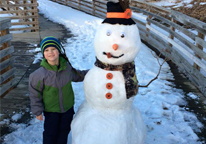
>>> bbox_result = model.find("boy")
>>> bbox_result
[29,36,87,144]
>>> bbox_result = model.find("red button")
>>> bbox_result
[105,93,112,99]
[106,83,113,89]
[106,73,113,79]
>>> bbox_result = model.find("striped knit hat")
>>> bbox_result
[40,36,63,56]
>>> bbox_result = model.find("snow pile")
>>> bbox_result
[11,114,22,122]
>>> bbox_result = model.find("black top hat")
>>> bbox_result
[102,2,136,25]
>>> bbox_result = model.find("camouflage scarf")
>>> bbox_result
[94,58,138,99]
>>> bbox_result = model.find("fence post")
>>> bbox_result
[6,0,10,11]
[168,18,175,53]
[194,32,205,71]
[78,0,81,10]
[23,0,28,23]
[31,0,39,32]
[92,0,95,16]
[15,0,18,16]
[146,8,152,42]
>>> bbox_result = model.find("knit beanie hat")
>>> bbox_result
[40,36,63,56]
[102,1,135,25]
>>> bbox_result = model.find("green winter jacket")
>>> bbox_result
[29,56,87,116]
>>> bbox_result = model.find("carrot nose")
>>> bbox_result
[112,44,118,50]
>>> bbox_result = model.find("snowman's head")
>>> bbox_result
[94,23,141,65]
[94,2,141,65]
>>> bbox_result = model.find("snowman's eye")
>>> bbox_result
[121,32,125,38]
[106,30,111,36]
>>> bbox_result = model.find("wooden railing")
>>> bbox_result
[130,1,206,96]
[52,0,206,96]
[0,17,16,97]
[0,0,39,33]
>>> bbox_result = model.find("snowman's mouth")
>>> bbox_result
[103,52,124,59]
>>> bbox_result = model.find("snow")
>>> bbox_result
[200,2,206,5]
[1,0,204,144]
[11,114,22,122]
[151,0,193,8]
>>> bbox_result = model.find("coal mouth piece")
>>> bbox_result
[103,52,124,58]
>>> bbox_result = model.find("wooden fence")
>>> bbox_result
[52,0,206,96]
[0,17,16,97]
[0,0,39,33]
[130,1,206,96]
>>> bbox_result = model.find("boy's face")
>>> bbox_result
[44,47,59,65]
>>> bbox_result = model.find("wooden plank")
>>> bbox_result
[81,0,92,5]
[55,0,66,5]
[68,0,78,4]
[1,0,32,2]
[0,46,14,59]
[0,3,38,7]
[94,0,107,5]
[0,9,38,14]
[0,17,11,31]
[66,1,78,9]
[135,22,147,33]
[95,4,106,11]
[0,17,11,23]
[0,33,13,45]
[11,21,39,25]
[0,67,16,84]
[0,78,17,96]
[130,6,197,40]
[133,18,146,27]
[4,14,38,19]
[94,7,106,15]
[146,24,206,72]
[171,11,206,35]
[148,30,171,51]
[79,6,93,15]
[147,19,206,61]
[94,13,105,19]
[10,26,39,31]
[79,2,93,10]
[0,58,14,71]
[195,37,206,48]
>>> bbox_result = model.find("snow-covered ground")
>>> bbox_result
[1,0,205,144]
[149,0,193,8]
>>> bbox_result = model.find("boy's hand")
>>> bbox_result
[36,114,43,121]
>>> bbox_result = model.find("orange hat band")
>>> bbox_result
[107,9,132,19]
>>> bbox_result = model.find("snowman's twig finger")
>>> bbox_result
[139,62,162,87]
[139,53,169,87]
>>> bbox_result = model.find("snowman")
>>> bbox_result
[71,1,146,144]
